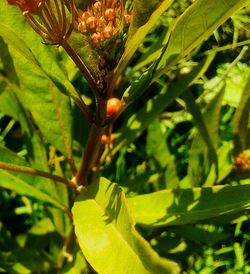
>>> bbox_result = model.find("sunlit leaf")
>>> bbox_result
[0,2,74,157]
[73,177,180,274]
[128,184,250,227]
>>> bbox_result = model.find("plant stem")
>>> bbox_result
[76,96,107,185]
[75,123,105,185]
[0,162,78,189]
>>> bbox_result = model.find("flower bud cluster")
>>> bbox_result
[78,0,131,44]
[235,150,250,172]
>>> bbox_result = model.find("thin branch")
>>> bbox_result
[62,41,101,96]
[0,162,78,189]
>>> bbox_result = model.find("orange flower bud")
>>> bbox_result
[93,1,102,12]
[78,21,87,33]
[101,134,109,144]
[91,32,101,43]
[86,16,96,29]
[81,11,91,21]
[101,134,116,144]
[124,14,131,24]
[103,25,113,38]
[106,98,121,118]
[105,8,115,21]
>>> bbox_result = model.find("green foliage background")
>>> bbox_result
[0,0,250,273]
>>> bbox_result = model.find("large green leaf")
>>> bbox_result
[72,177,180,274]
[156,0,250,74]
[0,77,69,214]
[0,147,66,210]
[128,184,250,227]
[0,76,70,210]
[0,2,74,157]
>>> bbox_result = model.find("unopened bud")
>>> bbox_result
[78,21,87,33]
[91,32,101,43]
[103,25,113,38]
[106,98,121,118]
[101,134,109,144]
[105,8,115,21]
[93,1,102,12]
[86,16,96,29]
[101,134,116,144]
[81,11,91,21]
[124,14,131,24]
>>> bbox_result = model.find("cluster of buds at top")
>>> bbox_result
[77,0,131,44]
[235,150,250,172]
[7,0,74,45]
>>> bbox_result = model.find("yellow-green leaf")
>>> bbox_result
[72,177,180,274]
[128,184,250,227]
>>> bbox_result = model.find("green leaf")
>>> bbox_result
[72,177,180,274]
[113,0,173,81]
[0,3,74,157]
[157,0,250,74]
[184,86,225,186]
[233,75,250,154]
[0,75,49,168]
[0,75,69,208]
[146,119,179,189]
[0,41,70,206]
[0,248,50,274]
[171,225,230,245]
[219,63,250,108]
[112,55,214,156]
[128,184,250,227]
[122,65,153,105]
[62,247,89,274]
[67,32,101,85]
[217,142,233,182]
[128,0,159,35]
[0,146,66,210]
